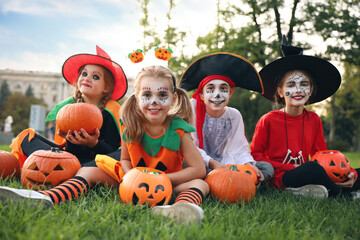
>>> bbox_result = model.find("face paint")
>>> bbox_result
[203,80,230,106]
[282,72,311,106]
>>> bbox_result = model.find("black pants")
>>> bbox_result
[282,161,360,197]
[21,133,120,167]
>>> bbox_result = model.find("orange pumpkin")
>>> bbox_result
[226,164,259,185]
[0,150,20,179]
[56,102,103,134]
[311,150,351,183]
[128,49,144,63]
[154,46,172,61]
[119,167,172,207]
[21,147,81,190]
[205,165,256,203]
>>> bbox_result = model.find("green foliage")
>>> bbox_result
[0,81,11,110]
[1,93,47,136]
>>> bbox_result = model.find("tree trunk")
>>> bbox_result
[329,94,336,142]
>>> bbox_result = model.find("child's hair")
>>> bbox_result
[73,64,115,111]
[121,65,193,143]
[274,69,315,105]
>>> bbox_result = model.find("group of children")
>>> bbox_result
[0,37,359,224]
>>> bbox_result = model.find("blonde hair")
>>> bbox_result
[274,69,315,105]
[121,65,193,143]
[73,64,115,111]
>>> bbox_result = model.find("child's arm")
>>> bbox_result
[119,135,133,174]
[167,133,206,186]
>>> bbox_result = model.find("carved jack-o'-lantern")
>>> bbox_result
[154,46,172,61]
[21,148,81,190]
[205,165,256,203]
[311,150,351,183]
[226,164,259,185]
[56,101,103,134]
[128,49,144,63]
[0,150,20,179]
[119,167,172,207]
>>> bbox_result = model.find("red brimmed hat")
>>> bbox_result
[62,45,128,100]
[179,52,263,149]
[259,36,341,104]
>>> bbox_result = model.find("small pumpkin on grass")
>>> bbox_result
[119,167,172,207]
[206,165,256,203]
[21,147,81,190]
[56,100,103,134]
[0,150,20,179]
[311,150,351,183]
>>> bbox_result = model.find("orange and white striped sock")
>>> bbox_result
[174,188,204,206]
[39,176,89,204]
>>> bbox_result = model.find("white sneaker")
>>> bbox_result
[0,186,54,208]
[286,184,328,199]
[351,191,360,200]
[151,202,204,224]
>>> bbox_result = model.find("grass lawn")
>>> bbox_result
[0,147,359,240]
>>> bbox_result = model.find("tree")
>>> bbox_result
[25,85,34,97]
[1,93,46,136]
[0,80,11,110]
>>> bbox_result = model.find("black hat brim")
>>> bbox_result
[179,52,263,93]
[259,55,341,104]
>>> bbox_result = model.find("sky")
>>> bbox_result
[0,0,226,78]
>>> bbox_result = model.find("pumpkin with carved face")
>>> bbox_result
[21,148,81,190]
[154,46,172,61]
[119,167,172,207]
[128,49,144,63]
[311,150,351,183]
[226,164,259,185]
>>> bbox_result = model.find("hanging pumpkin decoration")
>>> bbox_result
[0,150,20,179]
[21,147,81,190]
[311,150,351,183]
[128,49,144,63]
[119,167,172,207]
[154,46,173,61]
[56,101,103,134]
[226,164,259,185]
[205,165,256,203]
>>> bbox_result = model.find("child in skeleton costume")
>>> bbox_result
[251,36,360,198]
[179,53,274,184]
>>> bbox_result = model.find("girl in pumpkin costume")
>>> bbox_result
[179,53,274,184]
[251,36,360,198]
[0,46,128,207]
[120,65,208,224]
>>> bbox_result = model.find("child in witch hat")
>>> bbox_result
[251,36,360,198]
[179,53,274,184]
[0,45,128,206]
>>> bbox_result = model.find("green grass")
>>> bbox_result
[0,147,360,240]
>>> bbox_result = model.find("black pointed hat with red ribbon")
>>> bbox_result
[259,36,341,104]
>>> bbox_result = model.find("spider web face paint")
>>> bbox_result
[282,72,311,106]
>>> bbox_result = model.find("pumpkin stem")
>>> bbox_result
[51,147,61,153]
[229,165,239,172]
[77,99,83,103]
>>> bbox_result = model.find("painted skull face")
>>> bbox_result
[202,80,231,113]
[281,72,312,106]
[138,77,174,122]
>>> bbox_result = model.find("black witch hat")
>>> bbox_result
[259,35,341,104]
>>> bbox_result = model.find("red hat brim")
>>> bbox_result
[62,53,128,100]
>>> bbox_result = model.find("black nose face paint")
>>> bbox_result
[215,94,221,98]
[152,101,157,105]
[285,92,290,96]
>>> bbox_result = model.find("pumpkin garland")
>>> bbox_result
[128,49,144,63]
[311,150,351,183]
[21,147,81,190]
[119,167,172,207]
[205,165,256,203]
[154,46,172,61]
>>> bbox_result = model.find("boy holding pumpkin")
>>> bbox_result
[179,53,274,185]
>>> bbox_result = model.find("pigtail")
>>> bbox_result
[167,88,193,126]
[73,88,84,102]
[120,94,148,143]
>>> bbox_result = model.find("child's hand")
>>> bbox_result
[246,163,265,184]
[66,128,100,148]
[209,159,227,169]
[335,172,355,188]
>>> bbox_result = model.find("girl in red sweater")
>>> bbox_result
[251,36,360,198]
